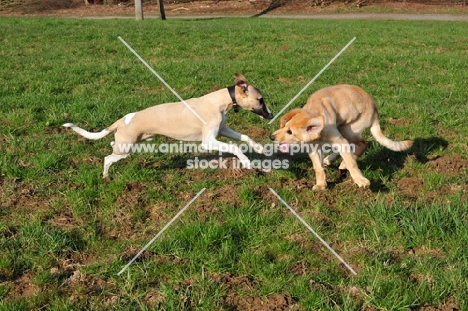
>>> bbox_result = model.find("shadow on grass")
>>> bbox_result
[363,136,448,192]
[270,136,449,192]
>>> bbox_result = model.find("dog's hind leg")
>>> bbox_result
[323,152,340,166]
[103,153,129,178]
[338,139,366,170]
[336,124,367,170]
[141,134,154,141]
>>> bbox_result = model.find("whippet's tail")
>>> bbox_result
[370,112,413,151]
[63,119,122,140]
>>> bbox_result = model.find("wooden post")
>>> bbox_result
[135,0,144,20]
[156,0,166,20]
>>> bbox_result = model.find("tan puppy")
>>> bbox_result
[270,84,413,190]
[63,73,273,177]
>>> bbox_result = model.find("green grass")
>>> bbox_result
[1,16,468,310]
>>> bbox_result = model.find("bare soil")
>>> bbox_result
[1,0,468,18]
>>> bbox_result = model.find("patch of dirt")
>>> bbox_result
[425,183,465,201]
[66,270,116,304]
[223,293,298,311]
[427,154,468,174]
[173,272,298,310]
[397,177,424,198]
[215,272,298,311]
[115,181,149,208]
[387,117,420,127]
[210,272,256,291]
[0,179,53,225]
[287,260,314,276]
[144,291,167,308]
[407,245,445,259]
[10,272,40,299]
[412,297,460,311]
[50,208,82,230]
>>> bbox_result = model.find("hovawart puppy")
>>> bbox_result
[63,73,273,177]
[270,84,413,190]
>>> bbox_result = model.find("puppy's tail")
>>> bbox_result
[370,113,413,151]
[63,119,121,140]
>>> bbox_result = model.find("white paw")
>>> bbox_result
[313,183,327,191]
[252,143,264,154]
[354,177,370,188]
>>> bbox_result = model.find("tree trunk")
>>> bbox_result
[157,0,166,20]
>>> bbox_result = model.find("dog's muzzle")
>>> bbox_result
[253,99,274,120]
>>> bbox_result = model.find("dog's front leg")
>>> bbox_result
[309,151,327,190]
[201,138,252,169]
[218,126,264,154]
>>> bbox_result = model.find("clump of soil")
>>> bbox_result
[223,293,297,311]
[427,154,468,174]
[174,272,298,310]
[397,177,424,198]
[413,296,460,311]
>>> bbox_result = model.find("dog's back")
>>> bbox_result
[303,84,376,128]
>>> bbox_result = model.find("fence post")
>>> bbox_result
[135,0,143,20]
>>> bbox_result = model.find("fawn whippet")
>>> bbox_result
[64,73,273,177]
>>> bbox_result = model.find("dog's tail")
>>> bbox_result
[63,119,122,140]
[370,112,413,151]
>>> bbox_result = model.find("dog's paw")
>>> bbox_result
[240,159,252,169]
[323,157,332,167]
[251,143,264,154]
[354,177,370,188]
[313,184,327,191]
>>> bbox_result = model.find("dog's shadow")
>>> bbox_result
[277,136,448,192]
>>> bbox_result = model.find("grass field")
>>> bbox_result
[1,16,468,310]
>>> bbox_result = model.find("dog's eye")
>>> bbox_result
[286,129,292,135]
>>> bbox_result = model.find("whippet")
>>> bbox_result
[63,73,273,177]
[270,84,413,190]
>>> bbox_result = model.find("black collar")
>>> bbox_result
[227,85,239,113]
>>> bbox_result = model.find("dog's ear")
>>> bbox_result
[234,73,248,92]
[306,115,324,135]
[280,108,302,128]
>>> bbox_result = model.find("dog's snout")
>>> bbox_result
[265,112,274,120]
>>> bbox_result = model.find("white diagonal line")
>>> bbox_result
[268,37,356,125]
[117,188,206,276]
[268,188,357,276]
[118,36,207,125]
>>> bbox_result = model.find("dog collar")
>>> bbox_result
[227,85,239,113]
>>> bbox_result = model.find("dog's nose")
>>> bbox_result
[266,112,274,120]
[269,134,275,141]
